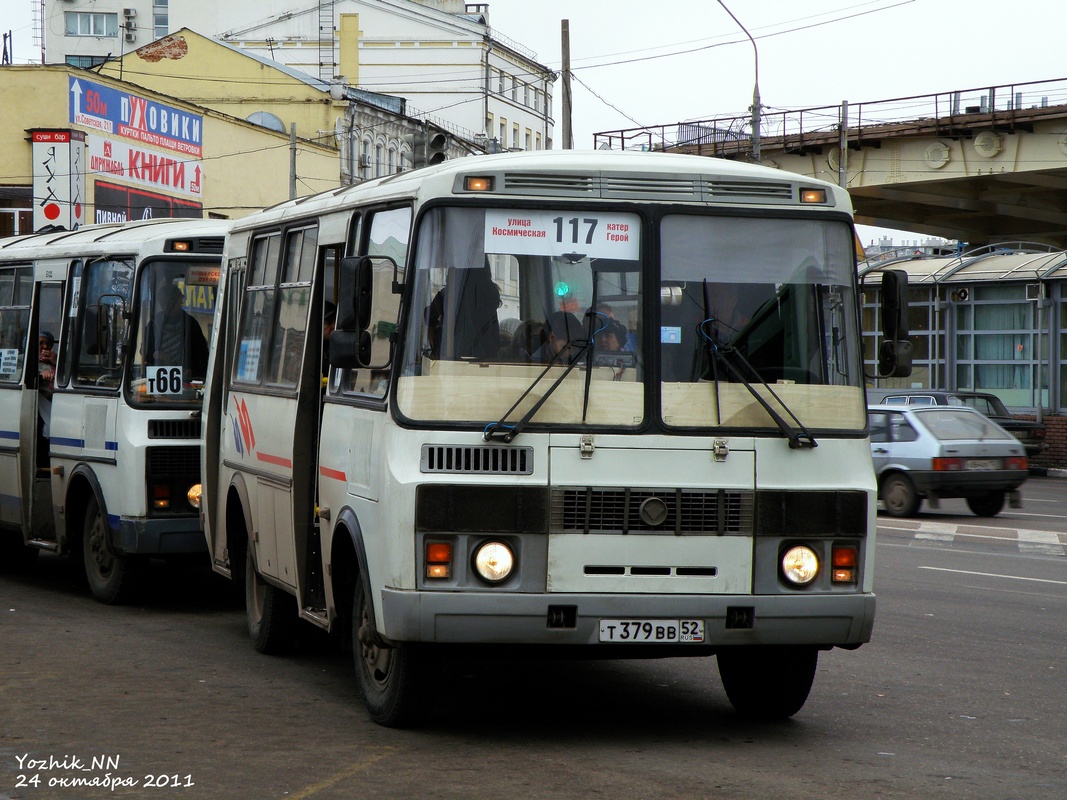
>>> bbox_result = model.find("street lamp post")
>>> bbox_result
[716,0,761,163]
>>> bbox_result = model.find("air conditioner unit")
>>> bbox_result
[359,154,372,167]
[1025,283,1044,301]
[123,7,137,16]
[125,31,136,42]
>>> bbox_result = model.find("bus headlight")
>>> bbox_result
[187,483,202,510]
[781,545,819,585]
[473,541,514,583]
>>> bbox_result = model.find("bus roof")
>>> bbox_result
[0,218,230,262]
[229,149,853,234]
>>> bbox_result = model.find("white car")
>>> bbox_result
[868,405,1028,517]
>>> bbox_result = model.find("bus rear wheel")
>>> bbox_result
[245,546,297,654]
[352,573,430,727]
[717,645,818,719]
[83,496,145,604]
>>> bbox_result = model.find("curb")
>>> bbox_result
[1030,467,1067,478]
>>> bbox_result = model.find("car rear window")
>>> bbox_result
[917,410,1012,441]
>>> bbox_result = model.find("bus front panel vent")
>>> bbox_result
[421,444,533,475]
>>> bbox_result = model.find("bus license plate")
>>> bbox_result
[599,619,705,643]
[965,458,1000,471]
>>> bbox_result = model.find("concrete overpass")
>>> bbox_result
[593,78,1067,248]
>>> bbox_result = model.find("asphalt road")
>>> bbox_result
[1,477,1064,800]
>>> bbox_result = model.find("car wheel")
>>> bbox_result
[245,546,297,654]
[880,473,920,517]
[966,491,1005,517]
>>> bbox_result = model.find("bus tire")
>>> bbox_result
[352,572,430,727]
[717,645,818,719]
[245,546,297,654]
[83,495,145,604]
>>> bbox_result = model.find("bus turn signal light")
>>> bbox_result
[831,544,857,583]
[426,541,452,579]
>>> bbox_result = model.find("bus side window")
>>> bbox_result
[341,206,410,399]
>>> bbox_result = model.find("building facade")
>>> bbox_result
[39,0,555,152]
[0,65,339,235]
[862,245,1067,468]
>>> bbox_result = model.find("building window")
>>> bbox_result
[153,0,170,39]
[499,120,507,149]
[511,76,518,102]
[497,70,505,94]
[957,283,1043,406]
[376,144,384,177]
[524,130,531,151]
[66,55,109,68]
[65,12,119,38]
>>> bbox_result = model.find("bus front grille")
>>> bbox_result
[146,445,200,478]
[552,487,754,535]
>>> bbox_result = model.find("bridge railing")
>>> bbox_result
[592,76,1067,155]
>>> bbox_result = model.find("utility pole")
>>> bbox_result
[289,123,297,199]
[838,100,848,188]
[561,20,573,149]
[716,1,760,163]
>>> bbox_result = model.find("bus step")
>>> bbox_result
[299,607,329,627]
[28,539,60,552]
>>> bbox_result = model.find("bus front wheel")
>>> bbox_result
[83,496,145,604]
[717,645,818,719]
[245,546,297,654]
[351,573,430,727]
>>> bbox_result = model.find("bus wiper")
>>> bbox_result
[483,334,592,443]
[698,282,816,449]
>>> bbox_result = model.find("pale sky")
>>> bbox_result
[6,0,1066,241]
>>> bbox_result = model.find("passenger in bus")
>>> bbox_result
[530,311,584,364]
[38,330,56,387]
[38,330,56,464]
[506,319,546,361]
[424,266,501,361]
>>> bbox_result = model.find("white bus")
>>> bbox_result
[0,218,226,603]
[200,150,910,726]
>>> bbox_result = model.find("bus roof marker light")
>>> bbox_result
[464,176,493,192]
[800,188,827,204]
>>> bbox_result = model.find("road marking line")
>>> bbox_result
[284,749,396,800]
[918,566,1067,585]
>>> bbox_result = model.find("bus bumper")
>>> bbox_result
[379,589,876,648]
[110,515,207,556]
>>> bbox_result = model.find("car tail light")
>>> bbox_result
[932,457,964,471]
[1005,456,1028,471]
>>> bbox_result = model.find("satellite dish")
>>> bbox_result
[246,111,286,133]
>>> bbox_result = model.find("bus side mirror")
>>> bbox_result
[877,270,912,378]
[327,329,372,369]
[881,270,908,340]
[338,256,373,332]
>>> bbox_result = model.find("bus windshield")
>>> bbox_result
[127,260,214,406]
[396,206,865,434]
[397,205,645,429]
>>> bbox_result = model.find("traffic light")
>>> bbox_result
[426,131,450,165]
[403,128,450,169]
[404,131,428,169]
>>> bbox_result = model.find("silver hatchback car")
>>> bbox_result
[868,405,1029,518]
